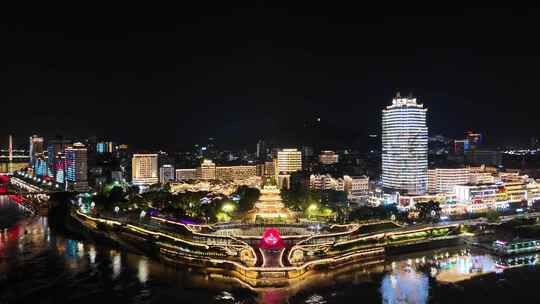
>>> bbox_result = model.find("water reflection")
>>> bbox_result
[111,250,122,279]
[2,201,540,304]
[381,266,428,304]
[138,258,149,284]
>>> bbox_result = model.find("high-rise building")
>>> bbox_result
[131,154,158,186]
[264,160,277,177]
[159,164,175,184]
[319,150,339,165]
[96,141,115,154]
[382,93,428,195]
[256,139,266,160]
[29,135,44,165]
[46,139,71,180]
[277,148,302,174]
[65,143,88,191]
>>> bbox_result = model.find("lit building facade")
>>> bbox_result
[216,165,257,180]
[453,180,540,213]
[199,159,216,180]
[309,174,345,191]
[277,148,302,174]
[65,143,88,191]
[264,160,277,177]
[382,93,428,194]
[96,141,115,154]
[131,154,158,186]
[427,167,470,194]
[344,175,370,199]
[29,135,44,165]
[175,169,198,180]
[159,164,175,184]
[176,161,258,181]
[46,139,71,180]
[319,150,339,165]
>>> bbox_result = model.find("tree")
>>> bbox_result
[416,201,442,222]
[108,186,125,203]
[321,190,347,204]
[486,210,500,223]
[235,186,260,211]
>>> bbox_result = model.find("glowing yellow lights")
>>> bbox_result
[221,203,235,213]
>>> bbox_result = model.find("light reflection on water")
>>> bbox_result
[0,202,538,304]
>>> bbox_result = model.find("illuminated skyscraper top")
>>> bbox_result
[382,93,428,195]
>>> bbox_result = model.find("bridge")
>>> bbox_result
[0,175,57,215]
[1,176,58,195]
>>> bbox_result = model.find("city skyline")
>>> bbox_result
[4,8,540,303]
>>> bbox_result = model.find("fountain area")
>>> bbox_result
[70,184,462,288]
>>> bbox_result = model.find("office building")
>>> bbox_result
[216,165,257,180]
[96,141,115,154]
[264,160,277,177]
[256,139,266,160]
[344,175,370,198]
[309,174,345,191]
[382,93,428,194]
[199,159,216,180]
[131,154,158,186]
[46,139,71,179]
[159,164,175,184]
[29,135,44,165]
[319,150,339,165]
[427,167,470,194]
[175,169,198,180]
[65,143,88,191]
[277,148,302,174]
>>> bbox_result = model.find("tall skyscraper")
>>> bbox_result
[29,135,44,165]
[131,154,159,186]
[382,93,428,195]
[256,139,266,160]
[46,139,71,180]
[277,148,302,174]
[65,143,88,191]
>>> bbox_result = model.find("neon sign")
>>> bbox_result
[260,228,284,250]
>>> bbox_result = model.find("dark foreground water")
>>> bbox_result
[2,197,540,304]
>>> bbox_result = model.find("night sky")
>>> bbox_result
[2,5,540,151]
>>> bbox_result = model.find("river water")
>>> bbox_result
[2,197,540,304]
